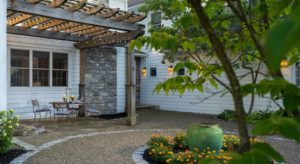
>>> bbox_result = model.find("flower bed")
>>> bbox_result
[144,132,261,164]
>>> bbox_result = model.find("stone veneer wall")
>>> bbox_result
[84,47,117,114]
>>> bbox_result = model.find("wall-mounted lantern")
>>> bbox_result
[142,67,147,77]
[280,59,289,77]
[280,59,288,68]
[168,65,174,75]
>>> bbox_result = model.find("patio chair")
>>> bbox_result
[32,100,51,121]
[52,103,72,119]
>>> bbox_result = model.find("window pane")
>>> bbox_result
[53,70,68,86]
[11,49,29,68]
[150,67,157,77]
[33,51,49,69]
[53,53,68,70]
[10,68,29,86]
[33,70,49,86]
[177,68,185,76]
[296,62,300,86]
[151,12,161,25]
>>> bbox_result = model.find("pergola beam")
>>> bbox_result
[74,30,143,49]
[8,0,141,31]
[7,26,89,42]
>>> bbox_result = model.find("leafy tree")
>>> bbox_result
[130,0,300,162]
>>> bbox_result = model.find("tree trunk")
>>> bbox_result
[188,0,251,152]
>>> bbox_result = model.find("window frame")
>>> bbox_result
[8,47,69,88]
[296,62,300,87]
[52,52,69,87]
[10,49,30,87]
[150,12,162,29]
[150,67,157,77]
[32,51,50,87]
[177,68,185,76]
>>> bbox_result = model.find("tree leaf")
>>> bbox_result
[252,143,284,162]
[278,118,300,143]
[265,17,300,73]
[252,119,274,135]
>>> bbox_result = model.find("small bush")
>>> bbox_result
[217,109,273,124]
[0,109,19,154]
[246,110,272,124]
[217,109,235,121]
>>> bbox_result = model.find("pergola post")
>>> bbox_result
[126,47,137,126]
[0,1,7,110]
[78,49,86,117]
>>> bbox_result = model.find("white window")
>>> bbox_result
[32,51,50,87]
[10,49,68,87]
[151,12,162,29]
[296,62,300,86]
[10,49,30,87]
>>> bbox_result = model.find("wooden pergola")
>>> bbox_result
[2,0,146,125]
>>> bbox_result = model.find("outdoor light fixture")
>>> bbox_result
[280,59,288,68]
[142,67,147,77]
[168,65,174,75]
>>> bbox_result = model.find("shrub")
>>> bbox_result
[246,110,272,124]
[218,109,273,124]
[0,109,19,154]
[217,109,235,121]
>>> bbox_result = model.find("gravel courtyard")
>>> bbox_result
[15,108,300,164]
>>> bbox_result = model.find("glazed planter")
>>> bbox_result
[187,124,224,153]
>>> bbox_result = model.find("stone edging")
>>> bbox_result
[132,145,149,164]
[10,128,181,164]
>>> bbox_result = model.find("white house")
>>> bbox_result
[128,0,300,114]
[1,0,145,122]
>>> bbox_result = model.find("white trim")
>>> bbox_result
[0,1,7,110]
[29,50,33,87]
[50,52,53,87]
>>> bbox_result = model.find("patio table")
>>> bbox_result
[49,102,85,117]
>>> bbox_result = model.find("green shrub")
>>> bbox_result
[218,109,273,124]
[0,109,19,154]
[217,109,235,121]
[246,110,272,124]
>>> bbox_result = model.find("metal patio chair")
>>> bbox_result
[52,102,73,119]
[32,100,51,121]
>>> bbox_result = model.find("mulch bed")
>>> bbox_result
[0,149,27,164]
[143,148,159,164]
[92,112,127,120]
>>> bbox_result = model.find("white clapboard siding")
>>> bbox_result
[7,34,80,118]
[140,53,292,114]
[116,47,126,113]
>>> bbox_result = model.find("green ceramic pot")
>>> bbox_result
[186,124,223,152]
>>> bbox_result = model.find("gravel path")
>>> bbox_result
[16,108,300,164]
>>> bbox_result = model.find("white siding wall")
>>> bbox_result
[109,0,126,10]
[116,47,126,113]
[7,34,80,118]
[140,53,294,114]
